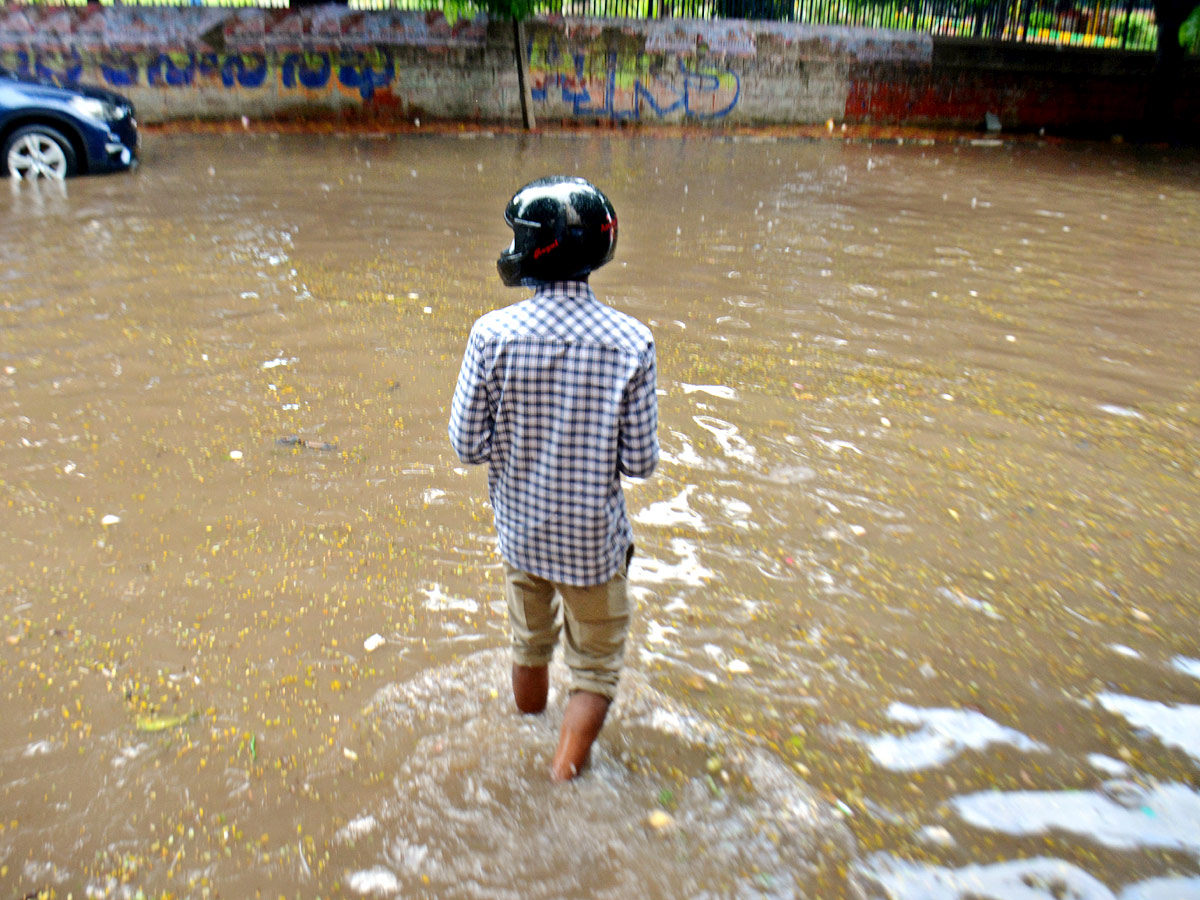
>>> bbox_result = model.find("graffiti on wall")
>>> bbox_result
[528,35,740,120]
[0,7,486,103]
[3,47,84,86]
[0,9,927,122]
[280,49,394,98]
[0,48,401,100]
[0,31,741,117]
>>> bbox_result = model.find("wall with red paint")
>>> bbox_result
[847,39,1199,137]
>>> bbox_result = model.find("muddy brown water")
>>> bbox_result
[2,132,1199,899]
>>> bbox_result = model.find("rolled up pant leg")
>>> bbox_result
[504,565,560,668]
[558,557,631,701]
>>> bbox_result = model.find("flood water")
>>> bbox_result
[2,132,1199,899]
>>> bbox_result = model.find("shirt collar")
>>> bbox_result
[532,280,596,306]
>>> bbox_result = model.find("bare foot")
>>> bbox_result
[512,663,548,714]
[551,691,610,781]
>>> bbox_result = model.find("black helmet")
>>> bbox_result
[497,176,618,287]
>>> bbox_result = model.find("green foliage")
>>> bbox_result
[1115,9,1159,48]
[1182,2,1200,52]
[473,0,538,20]
[439,0,478,24]
[714,0,791,20]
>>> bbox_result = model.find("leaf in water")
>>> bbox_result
[135,712,198,732]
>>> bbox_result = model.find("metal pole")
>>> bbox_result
[514,18,537,130]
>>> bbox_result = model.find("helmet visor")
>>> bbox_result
[497,241,525,287]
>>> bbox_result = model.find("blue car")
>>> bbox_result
[1,65,138,180]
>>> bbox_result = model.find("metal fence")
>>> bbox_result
[6,0,1163,52]
[535,0,1160,48]
[375,0,1160,50]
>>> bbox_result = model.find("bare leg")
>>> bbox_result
[512,663,548,714]
[550,690,610,781]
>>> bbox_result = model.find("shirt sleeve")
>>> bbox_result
[448,326,494,465]
[617,340,659,479]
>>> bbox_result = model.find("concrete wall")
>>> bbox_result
[850,39,1200,136]
[2,5,1197,136]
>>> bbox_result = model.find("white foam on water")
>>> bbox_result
[633,484,708,531]
[765,464,817,484]
[680,383,738,399]
[337,815,378,842]
[657,430,711,470]
[693,415,758,467]
[1096,404,1144,419]
[420,583,479,614]
[633,537,713,587]
[1108,644,1141,659]
[346,866,400,895]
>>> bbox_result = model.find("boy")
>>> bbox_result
[448,175,658,781]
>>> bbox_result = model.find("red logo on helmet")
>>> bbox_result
[533,239,559,259]
[600,217,616,233]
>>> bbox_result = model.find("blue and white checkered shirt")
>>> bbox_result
[449,281,658,586]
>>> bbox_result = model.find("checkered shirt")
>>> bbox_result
[449,281,659,586]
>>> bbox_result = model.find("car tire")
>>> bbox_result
[4,124,78,180]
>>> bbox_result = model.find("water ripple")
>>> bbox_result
[329,650,858,900]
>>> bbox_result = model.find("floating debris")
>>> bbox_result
[135,712,198,733]
[276,436,338,452]
[364,633,386,653]
[647,810,674,830]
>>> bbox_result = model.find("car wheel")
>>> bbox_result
[4,125,78,180]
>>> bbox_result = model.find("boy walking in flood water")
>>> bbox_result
[448,176,658,781]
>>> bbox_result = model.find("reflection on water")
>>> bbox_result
[1,133,1198,898]
[856,855,1200,900]
[952,780,1200,852]
[851,702,1046,771]
[1096,693,1200,764]
[1173,656,1200,681]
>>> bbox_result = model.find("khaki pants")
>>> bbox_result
[503,550,632,701]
